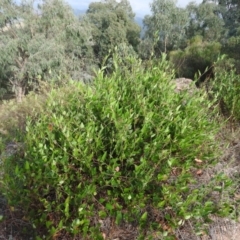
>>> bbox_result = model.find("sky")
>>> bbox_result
[67,0,202,17]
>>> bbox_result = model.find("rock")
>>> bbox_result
[171,78,197,94]
[0,141,24,174]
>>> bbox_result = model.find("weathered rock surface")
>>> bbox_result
[172,78,197,94]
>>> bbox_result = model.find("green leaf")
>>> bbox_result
[99,211,107,218]
[106,203,114,211]
[25,161,30,170]
[64,197,70,218]
[140,212,148,222]
[214,186,222,191]
[15,165,19,175]
[46,221,52,228]
[184,215,192,220]
[116,211,122,225]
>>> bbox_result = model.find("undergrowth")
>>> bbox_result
[210,55,240,121]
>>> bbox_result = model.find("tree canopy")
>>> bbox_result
[143,0,188,55]
[0,0,240,101]
[0,0,94,101]
[85,0,141,63]
[186,1,225,42]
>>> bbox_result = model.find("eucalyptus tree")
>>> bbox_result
[201,0,240,72]
[142,0,189,56]
[216,0,240,37]
[0,0,94,102]
[186,1,226,42]
[85,0,141,64]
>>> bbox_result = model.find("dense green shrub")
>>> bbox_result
[169,35,221,81]
[210,55,240,121]
[222,36,240,74]
[3,56,231,239]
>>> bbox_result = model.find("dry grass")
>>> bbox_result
[0,93,47,140]
[0,78,71,140]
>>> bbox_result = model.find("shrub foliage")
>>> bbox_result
[209,55,240,121]
[3,57,231,238]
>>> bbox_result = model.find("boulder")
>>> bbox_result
[171,78,197,94]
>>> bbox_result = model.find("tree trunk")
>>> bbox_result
[164,35,168,53]
[15,85,25,103]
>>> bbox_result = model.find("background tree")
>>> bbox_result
[216,0,240,37]
[216,0,240,73]
[186,1,225,42]
[142,0,188,56]
[85,0,140,64]
[168,0,227,83]
[0,0,94,102]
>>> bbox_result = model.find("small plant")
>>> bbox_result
[2,55,232,239]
